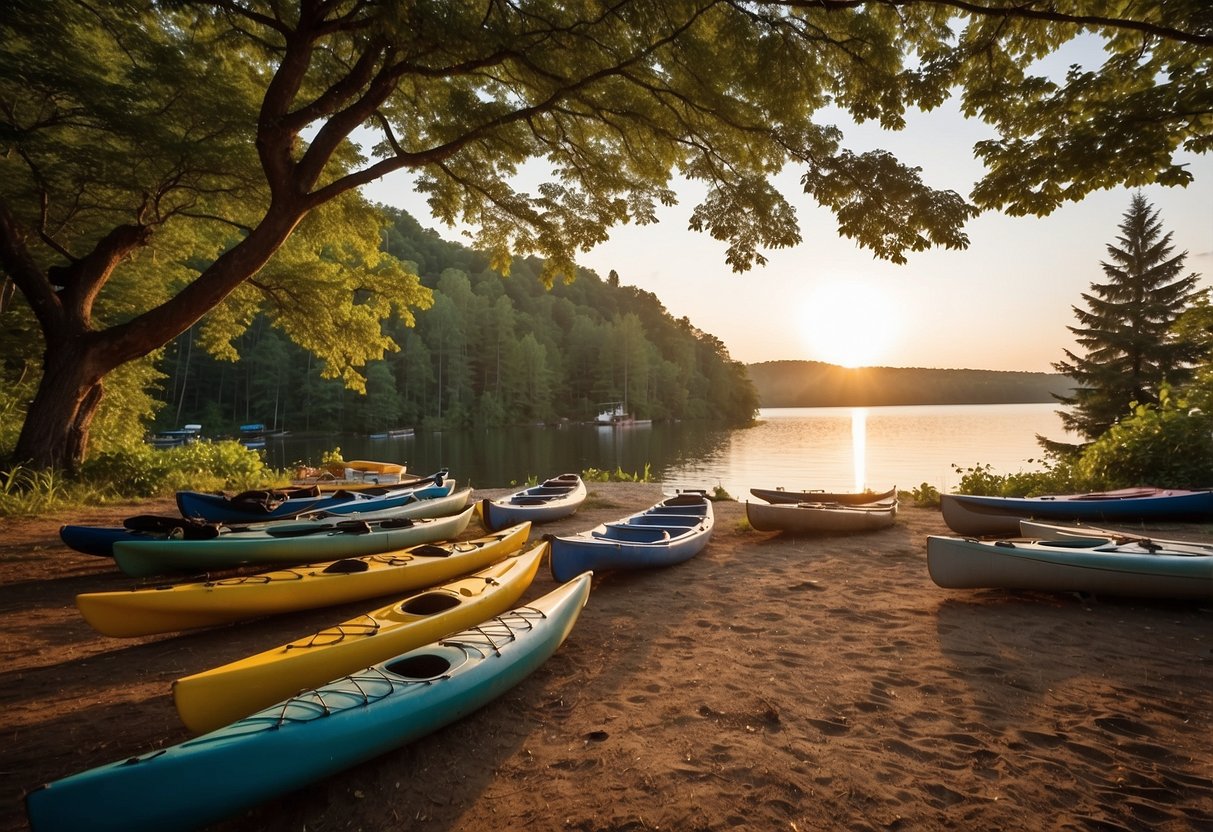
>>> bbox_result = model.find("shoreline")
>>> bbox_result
[2,484,1211,831]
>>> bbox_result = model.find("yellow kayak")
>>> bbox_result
[172,541,546,734]
[76,523,531,638]
[292,459,408,492]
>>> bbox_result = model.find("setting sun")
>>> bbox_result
[802,281,899,368]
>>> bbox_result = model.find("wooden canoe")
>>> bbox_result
[745,498,897,534]
[749,486,897,505]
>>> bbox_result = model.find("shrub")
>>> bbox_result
[1075,390,1213,489]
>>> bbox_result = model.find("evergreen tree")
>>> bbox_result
[1050,194,1204,446]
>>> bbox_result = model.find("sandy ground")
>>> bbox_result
[2,483,1212,832]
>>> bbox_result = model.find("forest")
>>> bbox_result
[748,361,1073,407]
[153,208,759,436]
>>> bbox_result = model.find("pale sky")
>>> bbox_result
[360,45,1213,374]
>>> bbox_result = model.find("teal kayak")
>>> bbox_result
[110,507,474,577]
[25,572,592,832]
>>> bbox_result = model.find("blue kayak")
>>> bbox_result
[59,480,459,559]
[940,487,1213,536]
[176,471,450,523]
[24,573,592,832]
[548,492,714,582]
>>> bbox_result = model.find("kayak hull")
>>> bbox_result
[173,543,545,733]
[75,522,530,637]
[25,574,592,832]
[110,508,475,578]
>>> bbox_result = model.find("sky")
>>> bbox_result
[359,47,1213,375]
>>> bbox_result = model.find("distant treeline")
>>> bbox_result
[747,360,1074,407]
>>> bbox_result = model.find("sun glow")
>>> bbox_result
[802,281,900,368]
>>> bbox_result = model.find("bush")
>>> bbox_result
[81,440,277,499]
[1075,390,1213,489]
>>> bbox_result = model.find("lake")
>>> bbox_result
[262,403,1071,497]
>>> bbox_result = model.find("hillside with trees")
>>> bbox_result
[748,361,1073,407]
[153,208,759,433]
[3,3,1208,470]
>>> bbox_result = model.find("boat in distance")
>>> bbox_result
[749,486,897,506]
[75,523,531,637]
[478,473,588,532]
[745,496,897,535]
[173,543,545,733]
[926,534,1213,600]
[939,487,1213,537]
[110,507,475,578]
[24,573,592,832]
[547,491,713,582]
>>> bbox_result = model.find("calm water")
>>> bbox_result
[262,403,1070,497]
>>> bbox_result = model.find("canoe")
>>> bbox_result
[548,492,714,582]
[176,471,450,523]
[24,572,591,832]
[173,543,545,733]
[940,488,1213,536]
[1019,519,1213,554]
[749,486,897,505]
[110,507,475,578]
[291,459,409,492]
[926,534,1213,600]
[478,473,588,531]
[75,522,531,637]
[59,483,469,559]
[745,497,898,534]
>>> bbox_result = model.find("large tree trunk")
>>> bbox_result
[12,340,109,471]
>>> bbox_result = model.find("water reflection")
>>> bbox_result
[260,403,1070,497]
[851,407,867,493]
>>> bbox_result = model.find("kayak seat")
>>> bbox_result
[412,544,454,558]
[321,559,371,574]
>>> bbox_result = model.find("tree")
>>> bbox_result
[1049,193,1205,447]
[3,1,1211,469]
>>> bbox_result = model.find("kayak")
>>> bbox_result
[176,471,450,523]
[291,459,409,492]
[60,484,468,559]
[749,486,897,505]
[75,522,531,637]
[1019,519,1213,554]
[926,534,1213,599]
[477,473,588,531]
[940,488,1213,536]
[110,507,475,578]
[24,572,591,832]
[548,492,713,582]
[745,497,897,534]
[173,543,545,733]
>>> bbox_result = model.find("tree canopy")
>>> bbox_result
[2,0,1211,468]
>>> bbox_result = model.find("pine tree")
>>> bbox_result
[1051,194,1204,446]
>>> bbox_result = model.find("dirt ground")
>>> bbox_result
[2,484,1212,831]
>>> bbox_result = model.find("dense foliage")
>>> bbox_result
[1049,194,1205,447]
[3,1,1210,470]
[154,208,759,433]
